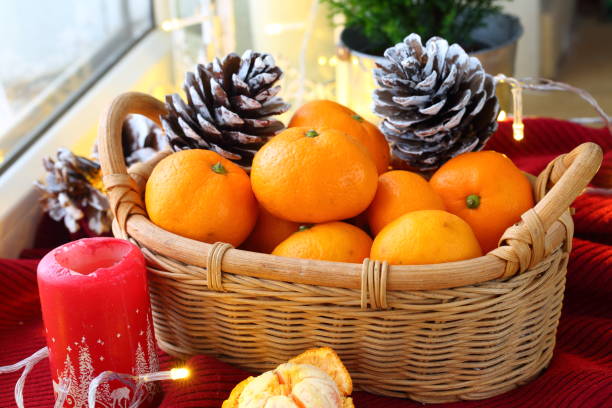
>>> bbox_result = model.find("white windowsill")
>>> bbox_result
[0,29,171,258]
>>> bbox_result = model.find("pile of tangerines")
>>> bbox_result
[145,100,534,265]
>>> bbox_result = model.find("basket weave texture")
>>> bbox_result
[98,92,603,403]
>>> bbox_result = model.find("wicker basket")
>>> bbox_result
[98,92,603,403]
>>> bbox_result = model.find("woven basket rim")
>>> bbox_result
[98,92,603,292]
[115,208,571,292]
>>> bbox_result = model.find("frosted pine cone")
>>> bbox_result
[373,33,499,174]
[120,114,168,165]
[36,149,110,234]
[162,50,290,171]
[92,114,168,166]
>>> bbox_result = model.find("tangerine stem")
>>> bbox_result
[466,194,480,209]
[305,130,319,138]
[211,162,228,174]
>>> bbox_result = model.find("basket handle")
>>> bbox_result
[491,142,603,276]
[97,92,168,234]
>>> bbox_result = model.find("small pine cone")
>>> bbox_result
[92,114,168,166]
[162,50,290,171]
[121,114,169,165]
[36,149,111,234]
[373,33,499,174]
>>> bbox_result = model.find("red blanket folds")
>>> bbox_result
[0,119,610,407]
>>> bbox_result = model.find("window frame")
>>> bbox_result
[0,0,157,176]
[0,9,172,257]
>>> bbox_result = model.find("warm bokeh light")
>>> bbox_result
[137,367,191,383]
[161,16,209,32]
[513,123,525,141]
[161,19,180,32]
[497,110,507,121]
[264,22,305,36]
[264,23,283,36]
[170,367,190,380]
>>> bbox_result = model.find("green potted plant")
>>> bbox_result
[325,0,522,75]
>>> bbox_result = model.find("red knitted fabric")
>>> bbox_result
[0,119,610,407]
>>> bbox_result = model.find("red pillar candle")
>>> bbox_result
[38,238,160,408]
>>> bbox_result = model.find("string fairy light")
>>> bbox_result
[510,85,525,141]
[87,367,191,408]
[495,74,526,141]
[0,347,50,408]
[495,74,612,142]
[0,346,189,408]
[139,367,191,382]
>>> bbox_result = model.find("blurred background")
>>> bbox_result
[0,0,610,255]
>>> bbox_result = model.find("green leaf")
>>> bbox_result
[320,0,507,50]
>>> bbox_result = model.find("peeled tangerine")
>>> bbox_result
[223,347,353,408]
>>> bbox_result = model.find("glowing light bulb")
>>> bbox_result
[497,110,507,121]
[329,56,338,67]
[136,367,190,382]
[318,56,327,66]
[89,367,192,406]
[512,123,525,141]
[170,367,190,380]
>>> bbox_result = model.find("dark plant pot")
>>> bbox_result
[469,13,523,76]
[340,13,523,76]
